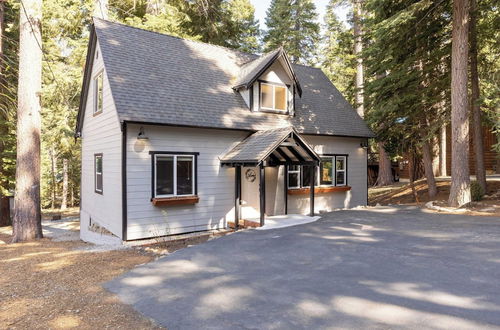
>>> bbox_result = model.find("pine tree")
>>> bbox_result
[469,0,486,192]
[263,0,319,64]
[448,0,471,207]
[223,0,261,53]
[321,1,355,104]
[13,0,43,241]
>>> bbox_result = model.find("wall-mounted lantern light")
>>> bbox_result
[137,126,149,140]
[360,140,369,149]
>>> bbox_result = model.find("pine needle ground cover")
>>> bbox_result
[369,179,500,217]
[0,230,161,329]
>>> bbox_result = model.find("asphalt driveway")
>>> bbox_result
[105,206,500,329]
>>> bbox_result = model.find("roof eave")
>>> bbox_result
[75,24,97,137]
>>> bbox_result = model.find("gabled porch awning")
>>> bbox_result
[220,126,321,167]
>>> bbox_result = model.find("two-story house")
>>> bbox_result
[75,18,374,242]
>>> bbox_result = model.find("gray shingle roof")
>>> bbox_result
[232,48,281,89]
[81,18,374,138]
[221,126,320,164]
[222,127,293,163]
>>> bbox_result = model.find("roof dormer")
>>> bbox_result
[234,48,302,115]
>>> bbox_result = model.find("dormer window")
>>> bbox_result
[260,81,288,112]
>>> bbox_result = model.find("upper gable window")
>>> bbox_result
[94,72,103,115]
[260,81,288,112]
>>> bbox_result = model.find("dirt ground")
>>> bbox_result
[369,179,500,216]
[0,224,230,329]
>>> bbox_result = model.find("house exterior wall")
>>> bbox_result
[80,40,123,239]
[239,135,368,217]
[287,135,368,214]
[125,124,248,240]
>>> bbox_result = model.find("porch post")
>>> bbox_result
[310,165,315,216]
[259,163,266,226]
[235,166,241,229]
[283,165,288,215]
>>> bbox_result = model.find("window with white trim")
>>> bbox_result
[94,72,103,115]
[260,81,288,111]
[154,154,196,197]
[94,154,103,194]
[288,165,301,189]
[287,155,348,189]
[335,156,346,186]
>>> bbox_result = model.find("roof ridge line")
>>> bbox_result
[92,17,257,59]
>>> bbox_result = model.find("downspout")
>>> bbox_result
[121,121,128,241]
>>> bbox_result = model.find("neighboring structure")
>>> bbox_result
[446,125,499,175]
[76,18,374,242]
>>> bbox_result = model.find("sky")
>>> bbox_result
[250,0,350,31]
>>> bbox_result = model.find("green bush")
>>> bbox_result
[470,181,485,201]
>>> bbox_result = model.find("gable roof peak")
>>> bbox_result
[233,47,302,97]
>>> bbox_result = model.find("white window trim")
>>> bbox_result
[319,157,334,187]
[335,156,347,186]
[95,154,103,193]
[260,82,288,112]
[287,166,301,189]
[93,71,103,115]
[287,155,348,189]
[154,154,196,198]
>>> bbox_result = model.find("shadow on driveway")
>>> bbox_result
[104,206,500,329]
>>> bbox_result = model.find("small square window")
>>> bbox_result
[260,82,288,112]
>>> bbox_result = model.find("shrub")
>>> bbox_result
[470,181,485,201]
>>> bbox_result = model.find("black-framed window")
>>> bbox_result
[287,155,348,189]
[152,152,198,198]
[259,81,288,112]
[94,153,103,194]
[94,71,103,115]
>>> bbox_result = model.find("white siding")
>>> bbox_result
[240,136,368,217]
[125,125,248,240]
[287,135,368,214]
[80,40,123,239]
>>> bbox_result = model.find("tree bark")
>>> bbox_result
[50,148,56,209]
[61,159,68,210]
[0,0,6,195]
[469,0,487,192]
[353,0,364,118]
[422,139,438,198]
[12,0,43,242]
[448,0,471,207]
[432,136,440,176]
[94,0,108,19]
[376,142,394,186]
[440,125,447,176]
[407,151,419,203]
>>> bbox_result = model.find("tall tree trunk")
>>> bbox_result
[94,0,108,19]
[12,0,43,242]
[449,0,471,207]
[353,0,364,118]
[469,0,486,192]
[407,151,419,203]
[50,148,56,209]
[61,159,68,210]
[440,125,447,176]
[422,139,438,198]
[497,146,500,174]
[432,136,440,176]
[376,142,394,186]
[0,0,6,195]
